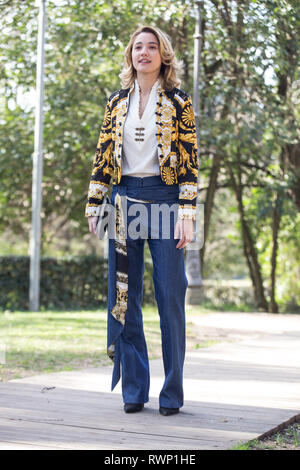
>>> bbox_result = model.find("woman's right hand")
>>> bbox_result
[88,216,99,235]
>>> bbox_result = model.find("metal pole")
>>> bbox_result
[193,0,203,155]
[186,0,204,294]
[29,0,46,311]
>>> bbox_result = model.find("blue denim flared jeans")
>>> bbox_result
[107,175,188,409]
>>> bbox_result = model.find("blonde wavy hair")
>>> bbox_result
[119,25,184,91]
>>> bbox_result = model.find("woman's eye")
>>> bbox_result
[135,46,157,50]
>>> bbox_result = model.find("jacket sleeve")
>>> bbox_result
[177,95,199,221]
[85,98,114,217]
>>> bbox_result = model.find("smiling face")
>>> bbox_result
[131,31,162,78]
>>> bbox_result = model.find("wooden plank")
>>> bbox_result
[0,440,63,450]
[2,380,296,418]
[0,417,234,450]
[1,382,297,431]
[1,312,299,450]
[0,382,298,450]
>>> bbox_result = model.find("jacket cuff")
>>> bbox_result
[85,181,109,217]
[85,204,102,217]
[178,204,196,221]
[178,182,197,220]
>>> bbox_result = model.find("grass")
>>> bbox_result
[230,420,300,450]
[0,304,212,381]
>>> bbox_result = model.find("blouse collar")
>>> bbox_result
[134,77,160,93]
[129,76,163,95]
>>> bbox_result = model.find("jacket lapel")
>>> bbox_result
[155,85,175,166]
[114,80,173,183]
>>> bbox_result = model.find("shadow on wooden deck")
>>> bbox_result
[1,312,300,450]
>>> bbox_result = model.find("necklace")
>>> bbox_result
[136,83,147,141]
[138,84,150,120]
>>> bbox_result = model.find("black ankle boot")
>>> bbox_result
[124,403,144,413]
[159,406,179,416]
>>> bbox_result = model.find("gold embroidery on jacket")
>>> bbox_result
[161,167,176,185]
[181,102,195,127]
[156,92,175,166]
[85,83,199,219]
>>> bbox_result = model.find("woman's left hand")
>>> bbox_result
[174,218,194,249]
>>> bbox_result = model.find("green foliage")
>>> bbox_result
[0,255,107,310]
[0,0,300,311]
[0,254,157,311]
[0,0,196,239]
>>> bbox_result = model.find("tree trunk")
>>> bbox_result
[227,161,269,311]
[200,151,222,269]
[269,194,282,313]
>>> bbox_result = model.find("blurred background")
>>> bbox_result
[0,0,299,313]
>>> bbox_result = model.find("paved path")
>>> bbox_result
[0,311,299,450]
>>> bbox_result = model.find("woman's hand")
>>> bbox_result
[88,216,99,235]
[174,218,194,249]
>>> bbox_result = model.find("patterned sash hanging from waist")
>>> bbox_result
[107,192,153,362]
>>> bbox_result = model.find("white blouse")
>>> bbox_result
[121,78,160,177]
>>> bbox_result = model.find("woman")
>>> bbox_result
[85,25,199,416]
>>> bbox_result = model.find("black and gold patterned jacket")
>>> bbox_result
[85,80,199,220]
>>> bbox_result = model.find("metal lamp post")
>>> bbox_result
[185,0,204,298]
[29,0,47,311]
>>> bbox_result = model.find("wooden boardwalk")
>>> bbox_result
[0,312,299,450]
